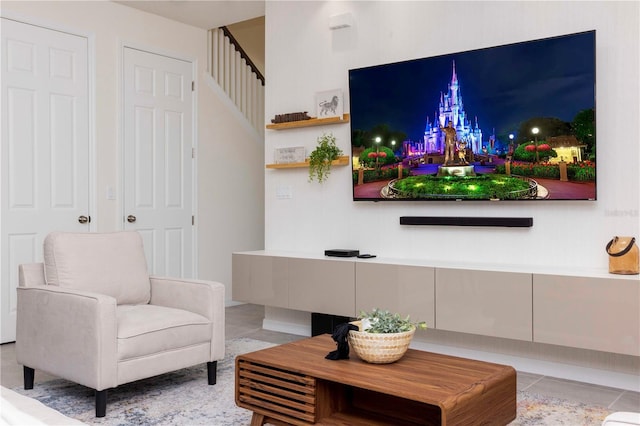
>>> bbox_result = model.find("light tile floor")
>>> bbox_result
[2,303,639,413]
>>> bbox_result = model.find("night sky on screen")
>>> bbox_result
[348,31,595,142]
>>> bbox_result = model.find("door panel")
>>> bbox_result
[1,18,90,343]
[123,48,193,278]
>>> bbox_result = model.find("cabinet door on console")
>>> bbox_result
[356,263,435,327]
[288,258,355,317]
[436,268,532,341]
[232,254,289,308]
[533,274,640,356]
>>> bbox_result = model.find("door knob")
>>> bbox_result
[78,215,90,224]
[127,215,137,223]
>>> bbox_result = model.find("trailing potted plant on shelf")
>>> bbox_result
[348,308,427,364]
[308,133,343,183]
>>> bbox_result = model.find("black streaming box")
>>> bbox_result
[324,249,360,257]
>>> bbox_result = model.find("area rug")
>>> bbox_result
[513,394,611,425]
[13,338,613,425]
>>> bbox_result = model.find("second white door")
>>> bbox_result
[123,47,194,278]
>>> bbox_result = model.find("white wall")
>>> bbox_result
[264,1,639,272]
[262,0,639,389]
[1,1,265,301]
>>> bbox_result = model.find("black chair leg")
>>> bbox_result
[207,361,217,385]
[23,366,34,390]
[95,389,107,417]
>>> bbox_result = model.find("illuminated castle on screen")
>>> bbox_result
[420,61,485,155]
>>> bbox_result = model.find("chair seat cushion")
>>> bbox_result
[117,304,212,361]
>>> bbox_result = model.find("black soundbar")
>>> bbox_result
[399,216,533,227]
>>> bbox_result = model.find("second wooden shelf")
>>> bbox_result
[266,156,350,169]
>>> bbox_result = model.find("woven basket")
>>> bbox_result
[348,321,415,364]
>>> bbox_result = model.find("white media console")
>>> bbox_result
[232,250,639,357]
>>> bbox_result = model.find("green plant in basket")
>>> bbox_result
[358,308,427,333]
[308,133,343,183]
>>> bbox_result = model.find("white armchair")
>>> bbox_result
[16,231,225,417]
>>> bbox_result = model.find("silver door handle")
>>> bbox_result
[127,215,136,223]
[78,215,90,224]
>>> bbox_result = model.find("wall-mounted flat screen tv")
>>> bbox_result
[349,30,596,201]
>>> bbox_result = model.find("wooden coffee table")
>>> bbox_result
[236,334,516,425]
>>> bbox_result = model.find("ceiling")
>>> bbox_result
[114,0,265,29]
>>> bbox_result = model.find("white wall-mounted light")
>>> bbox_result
[329,12,354,30]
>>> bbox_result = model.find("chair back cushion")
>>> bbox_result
[43,231,150,304]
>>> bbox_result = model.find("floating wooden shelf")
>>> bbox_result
[266,113,350,130]
[266,155,350,169]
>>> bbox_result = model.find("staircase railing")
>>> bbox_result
[208,27,264,137]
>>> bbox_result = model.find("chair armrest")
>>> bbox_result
[149,276,225,360]
[18,263,45,287]
[16,286,118,390]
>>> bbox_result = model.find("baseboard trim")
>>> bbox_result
[409,340,640,392]
[262,319,312,337]
[263,317,639,392]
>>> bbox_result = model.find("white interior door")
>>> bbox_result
[1,18,90,343]
[123,47,194,278]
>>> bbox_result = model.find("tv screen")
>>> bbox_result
[349,30,596,201]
